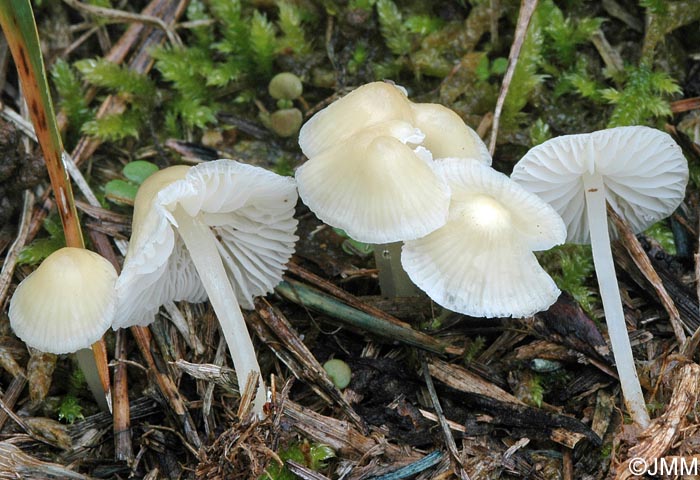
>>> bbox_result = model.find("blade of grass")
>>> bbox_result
[276,279,450,355]
[0,0,111,411]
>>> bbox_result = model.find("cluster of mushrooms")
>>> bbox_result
[8,81,689,427]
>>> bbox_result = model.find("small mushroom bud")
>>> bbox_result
[268,72,303,100]
[270,108,303,137]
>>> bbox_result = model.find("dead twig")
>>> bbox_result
[608,204,687,343]
[616,362,700,479]
[62,0,181,46]
[488,0,538,155]
[0,190,33,306]
[420,354,469,480]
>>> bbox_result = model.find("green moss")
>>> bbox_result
[260,441,335,480]
[539,245,597,317]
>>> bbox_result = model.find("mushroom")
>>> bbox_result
[401,158,566,318]
[297,82,441,297]
[298,81,415,160]
[297,120,448,244]
[9,247,117,354]
[9,247,117,412]
[114,160,298,415]
[511,126,688,428]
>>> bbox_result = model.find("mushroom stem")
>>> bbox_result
[172,208,266,416]
[374,242,418,298]
[582,173,651,428]
[75,348,110,412]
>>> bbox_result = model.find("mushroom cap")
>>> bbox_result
[402,158,566,318]
[9,247,117,354]
[114,165,204,328]
[511,126,688,243]
[296,121,450,243]
[298,82,414,158]
[113,160,298,329]
[410,103,491,164]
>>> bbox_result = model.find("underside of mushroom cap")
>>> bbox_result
[401,159,565,318]
[410,103,491,164]
[10,247,117,354]
[298,82,414,158]
[296,124,451,243]
[113,167,206,329]
[511,126,688,243]
[158,160,299,310]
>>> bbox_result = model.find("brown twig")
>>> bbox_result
[607,204,687,343]
[488,0,538,155]
[113,329,132,463]
[420,354,469,480]
[252,298,369,434]
[616,362,700,479]
[0,190,34,306]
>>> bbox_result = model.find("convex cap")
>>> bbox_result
[113,160,298,329]
[402,159,566,318]
[296,81,489,244]
[9,247,117,354]
[511,126,688,243]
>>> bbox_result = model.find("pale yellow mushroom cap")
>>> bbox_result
[296,121,450,243]
[298,81,415,158]
[9,247,116,354]
[410,103,491,164]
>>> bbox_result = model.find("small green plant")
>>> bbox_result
[332,228,373,257]
[104,160,159,205]
[475,56,508,82]
[260,441,335,480]
[57,395,84,424]
[600,64,681,127]
[57,365,90,423]
[51,59,93,139]
[539,245,597,316]
[463,336,486,364]
[645,221,676,255]
[17,216,65,266]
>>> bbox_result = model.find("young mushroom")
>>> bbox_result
[401,158,566,318]
[9,247,117,412]
[114,160,298,416]
[10,247,117,353]
[511,126,688,428]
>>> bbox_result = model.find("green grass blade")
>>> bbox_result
[0,0,83,248]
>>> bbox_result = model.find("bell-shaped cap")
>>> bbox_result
[511,126,688,243]
[402,159,566,318]
[114,160,298,329]
[410,103,491,164]
[9,247,117,354]
[298,82,414,158]
[296,121,450,243]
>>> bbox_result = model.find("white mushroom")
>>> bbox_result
[511,126,688,428]
[402,158,566,318]
[9,247,116,354]
[114,160,298,416]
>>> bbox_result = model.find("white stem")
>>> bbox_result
[583,173,650,429]
[172,208,266,416]
[75,348,110,412]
